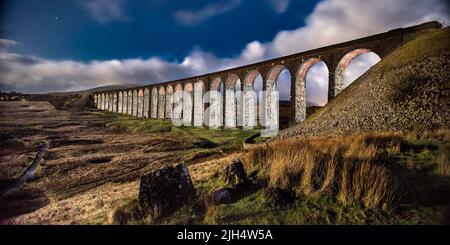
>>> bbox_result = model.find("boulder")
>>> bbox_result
[211,188,233,204]
[138,162,196,219]
[222,159,247,185]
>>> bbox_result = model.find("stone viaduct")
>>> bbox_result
[92,21,442,130]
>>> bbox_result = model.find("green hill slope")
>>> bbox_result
[278,28,450,140]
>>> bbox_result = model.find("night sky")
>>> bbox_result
[0,0,448,102]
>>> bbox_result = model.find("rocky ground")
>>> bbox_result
[0,101,240,224]
[277,28,450,140]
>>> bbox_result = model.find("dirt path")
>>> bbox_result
[0,101,225,224]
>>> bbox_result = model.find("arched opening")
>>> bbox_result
[132,90,138,117]
[193,81,204,127]
[183,83,193,126]
[127,91,133,115]
[225,74,240,129]
[151,87,158,118]
[143,88,150,118]
[342,51,381,89]
[267,65,291,129]
[158,87,166,119]
[295,58,329,124]
[209,77,224,129]
[123,91,128,114]
[334,49,380,96]
[137,89,144,117]
[165,85,173,119]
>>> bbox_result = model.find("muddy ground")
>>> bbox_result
[0,101,231,224]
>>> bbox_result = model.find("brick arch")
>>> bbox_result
[243,70,261,85]
[267,64,291,83]
[293,57,329,124]
[334,48,376,97]
[225,74,240,89]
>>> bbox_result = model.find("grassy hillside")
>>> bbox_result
[110,130,450,225]
[277,28,450,139]
[107,28,450,225]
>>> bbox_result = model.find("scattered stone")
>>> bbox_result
[138,162,196,219]
[222,159,247,185]
[211,187,233,204]
[263,187,295,207]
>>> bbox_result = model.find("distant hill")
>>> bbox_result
[276,27,450,140]
[80,84,140,93]
[46,84,140,95]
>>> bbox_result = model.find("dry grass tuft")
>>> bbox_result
[108,199,148,225]
[436,154,450,175]
[203,198,221,225]
[244,133,401,208]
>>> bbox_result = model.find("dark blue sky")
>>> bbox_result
[0,0,318,62]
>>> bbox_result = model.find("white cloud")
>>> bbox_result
[81,0,129,24]
[174,0,241,26]
[266,0,290,13]
[0,39,18,51]
[1,0,448,100]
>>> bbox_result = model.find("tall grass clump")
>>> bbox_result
[244,133,401,208]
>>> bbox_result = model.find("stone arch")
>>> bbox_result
[143,88,150,118]
[123,91,128,114]
[158,87,166,119]
[132,90,138,117]
[341,49,381,90]
[265,65,293,130]
[151,87,158,118]
[137,89,144,117]
[118,92,123,113]
[334,48,373,97]
[193,81,204,127]
[242,70,261,130]
[294,58,328,123]
[183,83,193,126]
[208,77,224,129]
[173,84,183,121]
[127,91,133,115]
[224,74,240,128]
[165,85,173,119]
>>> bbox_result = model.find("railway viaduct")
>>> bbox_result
[92,21,442,130]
